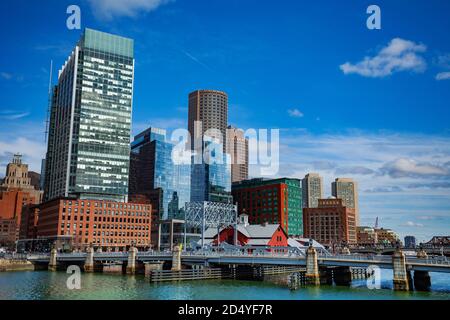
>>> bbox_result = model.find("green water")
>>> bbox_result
[0,270,449,300]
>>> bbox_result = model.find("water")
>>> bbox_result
[0,270,449,300]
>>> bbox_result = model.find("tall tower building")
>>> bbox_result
[188,90,228,150]
[187,90,232,204]
[44,28,134,202]
[226,125,249,183]
[302,173,323,208]
[332,178,359,226]
[129,127,191,220]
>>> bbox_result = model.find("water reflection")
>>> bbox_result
[0,271,449,300]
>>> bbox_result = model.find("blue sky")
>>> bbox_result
[0,0,449,242]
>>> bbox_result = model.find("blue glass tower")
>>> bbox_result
[130,128,190,220]
[190,139,232,203]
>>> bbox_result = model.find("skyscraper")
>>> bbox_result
[187,90,232,204]
[226,125,249,183]
[44,28,134,202]
[129,127,191,220]
[302,173,323,208]
[190,138,232,203]
[332,178,359,226]
[188,90,228,151]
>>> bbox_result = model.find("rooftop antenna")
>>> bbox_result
[44,60,53,143]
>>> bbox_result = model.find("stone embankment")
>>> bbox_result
[0,258,34,272]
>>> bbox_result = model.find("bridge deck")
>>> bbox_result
[26,252,450,273]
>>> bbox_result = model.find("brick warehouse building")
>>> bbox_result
[303,198,356,246]
[232,178,302,237]
[36,198,152,250]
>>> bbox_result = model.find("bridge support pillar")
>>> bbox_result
[413,271,431,291]
[392,249,410,291]
[48,248,58,271]
[305,246,320,285]
[84,246,95,273]
[172,245,182,271]
[126,246,138,274]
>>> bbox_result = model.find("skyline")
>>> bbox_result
[1,0,450,242]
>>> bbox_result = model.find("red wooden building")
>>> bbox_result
[204,215,289,247]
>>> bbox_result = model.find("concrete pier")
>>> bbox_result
[171,245,182,271]
[305,246,320,285]
[48,248,58,271]
[126,246,138,274]
[84,247,95,273]
[103,262,123,274]
[392,249,410,291]
[144,262,164,278]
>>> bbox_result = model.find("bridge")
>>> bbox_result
[349,246,450,257]
[26,245,450,291]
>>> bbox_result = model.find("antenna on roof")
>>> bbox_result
[44,60,53,143]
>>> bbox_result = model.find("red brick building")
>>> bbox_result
[232,178,303,237]
[303,198,356,246]
[36,198,152,250]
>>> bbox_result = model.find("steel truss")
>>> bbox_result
[184,201,238,248]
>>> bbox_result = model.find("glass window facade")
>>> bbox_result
[130,128,191,220]
[44,28,134,202]
[190,140,232,204]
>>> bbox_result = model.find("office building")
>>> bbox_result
[357,226,378,246]
[226,125,249,183]
[36,198,151,250]
[129,127,191,220]
[332,178,359,225]
[44,28,134,202]
[303,198,357,246]
[302,173,323,208]
[232,178,303,237]
[191,139,232,203]
[188,90,228,151]
[375,228,400,245]
[404,235,416,248]
[0,154,43,247]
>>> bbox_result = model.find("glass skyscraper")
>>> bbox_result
[44,28,134,202]
[130,128,191,220]
[190,139,232,204]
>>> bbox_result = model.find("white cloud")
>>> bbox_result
[287,108,304,118]
[401,221,424,228]
[0,111,30,120]
[340,38,427,78]
[87,0,173,20]
[380,158,448,178]
[436,72,450,81]
[1,72,13,80]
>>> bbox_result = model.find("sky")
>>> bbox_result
[0,0,449,242]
